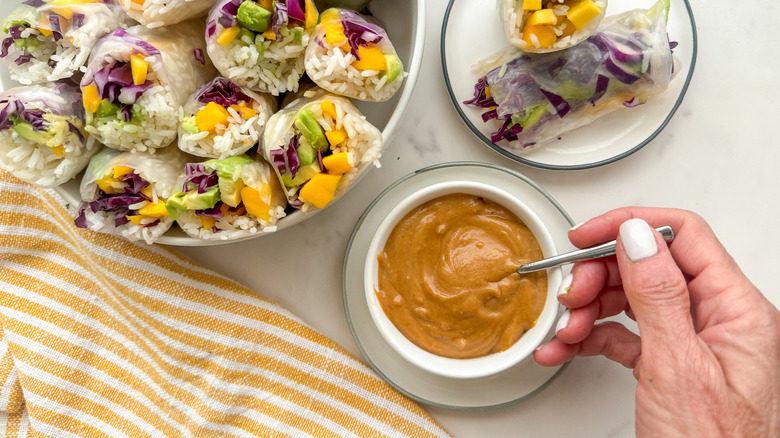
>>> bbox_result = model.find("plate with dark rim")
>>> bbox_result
[441,0,697,170]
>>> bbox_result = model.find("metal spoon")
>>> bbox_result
[517,226,675,274]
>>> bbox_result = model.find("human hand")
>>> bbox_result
[533,207,780,437]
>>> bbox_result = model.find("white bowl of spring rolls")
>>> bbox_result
[0,0,425,246]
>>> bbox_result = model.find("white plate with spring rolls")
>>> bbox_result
[442,0,697,170]
[0,0,425,246]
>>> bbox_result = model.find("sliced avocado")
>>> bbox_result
[384,54,403,83]
[181,116,199,134]
[280,162,321,188]
[165,192,186,220]
[517,103,549,129]
[296,108,328,152]
[96,99,120,118]
[555,79,593,101]
[182,186,220,210]
[212,155,254,207]
[236,1,272,33]
[13,122,52,144]
[297,140,316,166]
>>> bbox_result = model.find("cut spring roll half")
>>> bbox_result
[261,89,382,212]
[118,0,215,28]
[498,0,607,53]
[305,8,404,102]
[0,81,99,188]
[179,77,276,160]
[467,0,676,154]
[206,0,319,95]
[166,155,286,240]
[0,0,131,84]
[76,144,188,244]
[81,23,215,152]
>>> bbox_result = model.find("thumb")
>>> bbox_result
[617,218,696,349]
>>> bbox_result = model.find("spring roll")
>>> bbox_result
[75,144,188,244]
[80,22,215,152]
[0,81,99,188]
[166,155,286,241]
[0,0,131,84]
[305,8,404,102]
[498,0,607,53]
[118,0,214,28]
[206,0,319,96]
[261,88,382,212]
[466,0,676,154]
[179,77,276,160]
[314,0,370,11]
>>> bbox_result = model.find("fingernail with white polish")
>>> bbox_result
[555,309,571,334]
[557,273,573,298]
[620,218,658,262]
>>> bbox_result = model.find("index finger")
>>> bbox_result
[568,207,730,279]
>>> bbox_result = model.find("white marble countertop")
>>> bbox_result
[179,0,780,435]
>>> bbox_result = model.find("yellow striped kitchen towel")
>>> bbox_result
[0,170,450,438]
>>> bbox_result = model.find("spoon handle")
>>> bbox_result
[517,226,675,274]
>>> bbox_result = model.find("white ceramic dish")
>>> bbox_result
[344,162,573,408]
[441,0,697,170]
[364,180,562,379]
[0,0,426,246]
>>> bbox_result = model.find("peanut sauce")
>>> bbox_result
[376,194,547,359]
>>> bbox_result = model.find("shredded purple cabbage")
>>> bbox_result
[48,14,63,41]
[590,74,610,105]
[8,25,26,40]
[206,20,217,38]
[341,13,384,60]
[287,0,306,22]
[463,77,496,108]
[72,13,86,29]
[219,0,241,29]
[623,97,646,108]
[194,77,251,107]
[539,89,571,118]
[75,171,160,229]
[272,1,289,41]
[193,48,205,65]
[316,149,324,172]
[14,54,32,65]
[67,121,85,143]
[0,38,13,58]
[182,164,219,194]
[22,0,45,7]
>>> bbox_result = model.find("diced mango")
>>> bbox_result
[325,128,347,147]
[96,177,123,194]
[200,216,217,229]
[82,84,101,113]
[138,200,169,218]
[351,46,387,71]
[522,25,557,48]
[304,0,319,30]
[322,152,352,175]
[298,173,341,209]
[51,145,64,157]
[140,185,153,198]
[217,26,241,46]
[557,18,576,38]
[130,0,145,6]
[261,28,276,41]
[484,86,492,100]
[195,102,231,133]
[130,53,148,86]
[324,22,347,46]
[127,215,144,225]
[525,9,557,27]
[320,99,337,120]
[522,0,542,10]
[231,104,257,119]
[258,0,273,11]
[112,166,134,179]
[240,186,271,221]
[38,27,53,37]
[566,0,601,30]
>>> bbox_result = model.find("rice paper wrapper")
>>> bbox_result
[0,81,100,188]
[206,0,313,96]
[314,0,370,11]
[261,89,382,212]
[77,144,189,244]
[471,0,676,154]
[170,155,287,241]
[0,0,131,84]
[179,77,276,160]
[118,0,214,28]
[305,8,404,102]
[81,22,216,152]
[498,0,607,53]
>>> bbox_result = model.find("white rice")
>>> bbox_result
[304,41,405,103]
[119,0,214,28]
[499,0,608,52]
[208,27,309,96]
[178,100,270,159]
[0,122,98,188]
